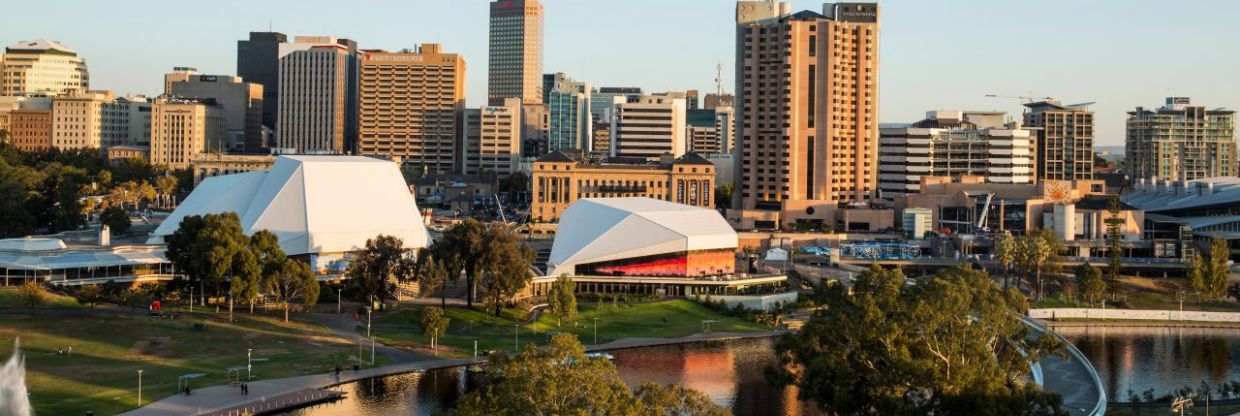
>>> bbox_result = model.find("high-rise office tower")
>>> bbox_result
[1126,97,1236,181]
[149,97,224,169]
[686,107,736,155]
[545,73,592,152]
[276,36,358,154]
[1024,100,1095,181]
[237,32,287,130]
[462,98,522,175]
[1,40,89,97]
[489,0,543,104]
[611,95,686,160]
[358,44,465,174]
[168,70,265,153]
[734,2,880,230]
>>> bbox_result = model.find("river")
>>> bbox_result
[275,336,820,416]
[1061,325,1240,401]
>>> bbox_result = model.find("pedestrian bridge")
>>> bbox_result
[1023,315,1107,416]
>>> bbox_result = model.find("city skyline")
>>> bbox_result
[5,0,1240,147]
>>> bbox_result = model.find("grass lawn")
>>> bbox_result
[0,310,375,416]
[1033,275,1240,313]
[369,299,771,357]
[0,287,84,309]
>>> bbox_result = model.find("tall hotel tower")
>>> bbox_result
[489,0,544,104]
[733,1,881,230]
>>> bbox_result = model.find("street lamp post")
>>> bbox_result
[247,348,253,380]
[513,324,519,351]
[593,317,599,345]
[370,337,376,365]
[367,305,372,338]
[137,369,143,407]
[337,288,342,314]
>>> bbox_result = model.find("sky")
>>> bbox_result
[6,0,1239,147]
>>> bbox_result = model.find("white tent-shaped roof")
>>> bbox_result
[547,198,737,276]
[150,155,429,256]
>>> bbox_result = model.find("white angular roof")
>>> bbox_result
[150,155,429,255]
[6,39,76,54]
[547,198,737,276]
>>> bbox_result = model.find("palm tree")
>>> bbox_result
[993,233,1016,289]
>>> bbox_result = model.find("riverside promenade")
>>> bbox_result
[118,331,783,416]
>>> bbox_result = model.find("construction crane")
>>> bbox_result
[984,94,1053,103]
[975,192,995,233]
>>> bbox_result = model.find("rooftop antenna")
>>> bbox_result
[715,63,724,96]
[268,18,272,32]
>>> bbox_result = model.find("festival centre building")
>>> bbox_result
[533,197,784,298]
[150,155,430,272]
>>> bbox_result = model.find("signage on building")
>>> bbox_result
[197,75,218,82]
[835,3,878,23]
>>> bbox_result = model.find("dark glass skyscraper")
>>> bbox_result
[237,31,287,131]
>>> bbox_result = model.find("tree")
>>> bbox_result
[1188,252,1207,300]
[154,175,178,209]
[993,232,1017,289]
[165,213,248,308]
[1104,196,1125,298]
[547,274,577,327]
[247,230,286,312]
[497,171,528,202]
[769,265,1066,416]
[347,235,416,305]
[1015,229,1064,300]
[17,281,46,309]
[454,333,725,416]
[631,383,729,416]
[713,183,734,211]
[420,306,450,350]
[99,205,131,235]
[71,285,105,309]
[477,226,535,316]
[434,219,489,307]
[32,163,90,233]
[227,248,260,321]
[1205,236,1232,299]
[417,251,450,309]
[267,258,320,322]
[1076,264,1105,306]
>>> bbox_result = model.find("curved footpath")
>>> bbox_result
[118,331,783,416]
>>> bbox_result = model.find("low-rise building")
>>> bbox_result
[106,145,149,164]
[7,108,53,152]
[190,153,277,185]
[879,110,1034,200]
[530,150,715,224]
[895,175,1142,256]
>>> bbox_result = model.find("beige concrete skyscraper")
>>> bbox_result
[1126,97,1236,181]
[1,40,89,97]
[489,0,543,104]
[1025,100,1095,181]
[168,70,265,153]
[462,98,522,175]
[358,44,465,173]
[277,36,358,154]
[51,90,114,150]
[733,2,881,230]
[149,97,225,169]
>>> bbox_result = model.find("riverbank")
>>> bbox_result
[1043,319,1240,329]
[119,330,785,416]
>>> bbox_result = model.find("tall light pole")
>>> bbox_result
[367,305,372,338]
[337,288,342,314]
[513,324,519,351]
[137,369,143,407]
[370,337,376,365]
[247,348,253,380]
[593,317,599,344]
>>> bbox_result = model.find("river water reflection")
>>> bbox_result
[1061,325,1240,401]
[277,337,821,416]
